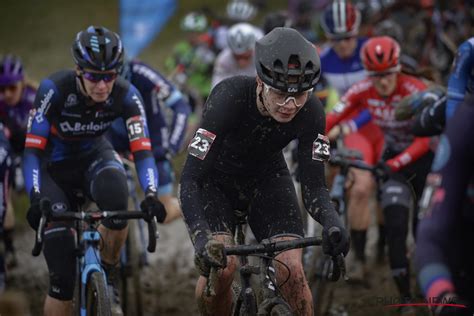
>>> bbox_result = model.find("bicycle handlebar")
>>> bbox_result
[32,205,158,256]
[224,235,347,282]
[224,236,322,256]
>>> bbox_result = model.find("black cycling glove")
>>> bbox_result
[140,193,167,223]
[26,193,45,230]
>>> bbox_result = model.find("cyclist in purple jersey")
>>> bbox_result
[415,96,474,316]
[0,55,36,153]
[109,60,191,223]
[0,123,11,293]
[0,55,36,269]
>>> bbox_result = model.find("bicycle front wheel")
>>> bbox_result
[86,271,112,316]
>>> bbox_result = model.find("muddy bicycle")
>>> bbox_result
[31,198,158,316]
[206,214,346,316]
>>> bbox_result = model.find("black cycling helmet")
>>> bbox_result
[72,26,124,71]
[255,27,321,93]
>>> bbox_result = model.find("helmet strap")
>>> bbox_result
[76,71,95,105]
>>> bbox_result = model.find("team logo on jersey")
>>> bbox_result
[27,109,36,132]
[188,128,216,160]
[52,202,67,212]
[36,89,54,123]
[312,134,330,161]
[64,94,78,107]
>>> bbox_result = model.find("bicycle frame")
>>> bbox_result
[32,199,158,316]
[79,228,108,316]
[206,216,344,316]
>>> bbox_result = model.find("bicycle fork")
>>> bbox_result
[257,257,292,315]
[80,231,107,316]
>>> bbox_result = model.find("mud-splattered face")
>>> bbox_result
[256,77,312,123]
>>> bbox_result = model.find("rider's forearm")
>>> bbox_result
[23,148,42,197]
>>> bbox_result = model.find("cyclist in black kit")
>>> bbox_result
[179,27,350,316]
[23,26,166,316]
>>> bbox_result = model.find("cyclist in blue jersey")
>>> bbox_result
[415,96,474,316]
[445,37,474,120]
[320,0,382,281]
[109,59,191,223]
[22,26,166,316]
[319,0,366,97]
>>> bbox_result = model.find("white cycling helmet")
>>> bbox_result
[227,23,257,55]
[226,0,257,22]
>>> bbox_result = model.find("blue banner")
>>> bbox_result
[120,0,177,58]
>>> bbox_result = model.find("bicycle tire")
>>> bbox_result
[269,303,293,316]
[306,247,333,316]
[237,288,258,316]
[120,220,144,316]
[86,271,112,316]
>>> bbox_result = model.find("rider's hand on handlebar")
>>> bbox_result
[322,226,350,257]
[374,160,392,182]
[328,124,351,142]
[194,237,227,277]
[27,193,49,230]
[140,192,167,223]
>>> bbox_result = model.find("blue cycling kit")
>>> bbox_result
[446,37,474,119]
[416,97,474,309]
[108,61,191,194]
[23,70,159,197]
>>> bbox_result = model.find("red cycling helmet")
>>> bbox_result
[360,36,401,73]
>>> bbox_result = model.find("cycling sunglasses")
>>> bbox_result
[0,84,20,93]
[81,71,118,83]
[368,70,398,78]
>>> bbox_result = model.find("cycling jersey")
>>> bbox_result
[0,83,36,153]
[0,125,10,225]
[109,61,191,159]
[211,48,257,88]
[328,74,429,171]
[23,70,158,197]
[446,37,474,119]
[416,97,474,308]
[180,76,337,243]
[320,38,367,97]
[165,41,215,98]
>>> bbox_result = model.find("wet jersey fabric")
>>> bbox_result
[22,70,158,197]
[180,76,336,241]
[320,37,367,96]
[0,84,36,153]
[446,37,474,120]
[416,97,474,307]
[109,61,191,159]
[327,74,429,170]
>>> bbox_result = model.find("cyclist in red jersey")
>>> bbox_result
[328,36,433,315]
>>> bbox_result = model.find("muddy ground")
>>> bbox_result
[6,219,431,316]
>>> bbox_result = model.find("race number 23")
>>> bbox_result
[188,128,216,160]
[312,133,330,162]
